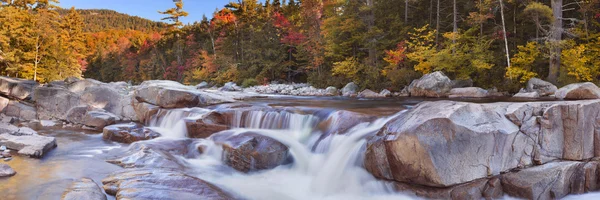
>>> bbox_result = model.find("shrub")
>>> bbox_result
[242,78,259,88]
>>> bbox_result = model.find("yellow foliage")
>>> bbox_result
[332,57,361,81]
[507,42,540,83]
[562,44,597,82]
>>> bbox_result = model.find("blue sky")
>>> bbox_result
[58,0,238,24]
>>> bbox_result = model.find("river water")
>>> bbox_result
[0,96,592,200]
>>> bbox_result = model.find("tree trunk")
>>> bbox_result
[405,0,408,24]
[429,0,433,25]
[436,0,440,47]
[547,0,562,84]
[499,0,511,68]
[452,0,457,53]
[366,0,377,66]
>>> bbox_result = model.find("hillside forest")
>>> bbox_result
[1,0,600,92]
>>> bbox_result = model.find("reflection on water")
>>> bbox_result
[0,130,125,200]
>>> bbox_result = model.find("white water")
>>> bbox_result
[147,107,209,138]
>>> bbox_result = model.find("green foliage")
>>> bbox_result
[242,78,259,88]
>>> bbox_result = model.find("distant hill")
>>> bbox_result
[58,9,167,33]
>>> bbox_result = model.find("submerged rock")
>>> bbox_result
[61,178,107,200]
[555,82,600,100]
[0,163,16,177]
[102,168,234,200]
[213,131,289,172]
[526,78,557,96]
[342,82,359,97]
[102,123,160,144]
[408,71,453,97]
[0,132,57,158]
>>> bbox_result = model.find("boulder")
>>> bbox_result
[213,131,289,172]
[67,79,103,93]
[220,82,242,91]
[325,86,338,96]
[135,80,232,108]
[64,77,82,84]
[513,91,540,98]
[34,87,82,120]
[357,89,382,98]
[196,81,209,89]
[448,87,488,98]
[102,123,160,144]
[0,132,57,158]
[526,78,558,96]
[0,77,18,96]
[408,71,453,97]
[0,163,16,177]
[10,80,38,100]
[3,101,37,121]
[342,82,359,97]
[61,178,107,200]
[501,161,597,199]
[132,101,159,124]
[101,168,234,200]
[106,138,191,169]
[185,112,228,138]
[394,178,503,200]
[80,86,123,116]
[451,79,474,88]
[555,82,600,100]
[365,101,526,187]
[319,110,377,136]
[66,106,118,130]
[380,89,392,97]
[0,96,8,112]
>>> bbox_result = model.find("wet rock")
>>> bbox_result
[220,82,242,91]
[3,101,37,121]
[0,163,16,177]
[448,87,488,98]
[380,89,392,97]
[357,89,382,98]
[526,78,558,96]
[342,82,359,97]
[451,79,474,88]
[34,87,82,120]
[61,178,107,200]
[365,101,526,187]
[196,81,209,89]
[555,82,600,100]
[501,161,595,199]
[101,168,234,200]
[67,79,103,93]
[408,71,453,97]
[513,91,540,98]
[132,101,159,124]
[394,178,499,200]
[320,110,377,135]
[325,86,338,96]
[0,132,57,158]
[185,112,228,138]
[213,131,289,172]
[0,97,8,112]
[102,123,160,144]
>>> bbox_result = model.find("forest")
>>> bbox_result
[1,0,599,92]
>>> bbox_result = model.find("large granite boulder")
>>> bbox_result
[325,86,338,96]
[80,86,123,116]
[66,106,118,130]
[132,101,159,124]
[555,82,600,100]
[213,131,289,172]
[3,101,37,121]
[0,163,16,177]
[342,82,359,97]
[526,78,558,96]
[61,178,107,200]
[102,123,160,144]
[394,177,503,200]
[135,80,232,108]
[101,168,234,199]
[67,79,103,93]
[0,77,38,100]
[185,112,228,138]
[448,87,488,98]
[0,77,18,96]
[408,71,453,97]
[319,110,377,136]
[357,89,382,98]
[107,138,191,169]
[34,87,82,120]
[0,132,57,158]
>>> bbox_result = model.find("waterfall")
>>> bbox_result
[147,107,209,138]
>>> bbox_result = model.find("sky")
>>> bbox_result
[58,0,239,24]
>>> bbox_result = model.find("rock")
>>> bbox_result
[513,91,540,98]
[3,101,37,121]
[451,79,474,88]
[101,168,234,199]
[555,82,600,100]
[220,82,242,91]
[132,102,159,124]
[64,77,82,84]
[213,131,289,172]
[67,106,118,130]
[185,112,228,138]
[325,86,338,96]
[526,78,558,96]
[0,77,18,96]
[501,161,596,199]
[379,89,392,97]
[48,80,67,88]
[67,79,103,93]
[0,133,57,158]
[107,138,191,169]
[0,97,8,112]
[357,89,382,98]
[365,101,525,187]
[0,163,16,177]
[394,178,500,200]
[319,110,376,136]
[10,80,38,100]
[448,87,488,98]
[408,71,453,97]
[102,123,160,144]
[80,86,123,116]
[34,87,82,120]
[196,81,209,89]
[61,178,107,200]
[342,82,359,97]
[135,80,232,108]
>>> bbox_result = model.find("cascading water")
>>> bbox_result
[147,107,210,138]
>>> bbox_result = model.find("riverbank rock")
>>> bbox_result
[220,82,242,91]
[132,102,159,124]
[80,86,123,116]
[325,87,338,96]
[0,132,57,158]
[448,87,488,98]
[61,178,107,200]
[0,97,8,112]
[408,71,453,97]
[67,79,103,93]
[213,131,289,172]
[3,101,37,121]
[357,89,382,98]
[0,77,39,100]
[555,82,600,100]
[342,82,359,97]
[394,177,503,200]
[107,138,191,169]
[526,78,557,96]
[102,123,160,144]
[102,168,234,200]
[67,106,118,130]
[185,112,228,138]
[513,91,540,98]
[451,79,474,88]
[135,80,232,108]
[0,163,16,177]
[380,89,392,97]
[34,87,82,120]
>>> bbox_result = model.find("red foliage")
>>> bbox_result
[384,41,407,66]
